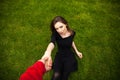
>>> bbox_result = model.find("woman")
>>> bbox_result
[42,16,83,80]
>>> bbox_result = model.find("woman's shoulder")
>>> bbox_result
[51,31,60,38]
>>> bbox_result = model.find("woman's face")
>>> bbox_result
[54,22,67,35]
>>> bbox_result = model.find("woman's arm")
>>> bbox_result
[44,42,55,56]
[72,41,83,59]
[42,42,54,67]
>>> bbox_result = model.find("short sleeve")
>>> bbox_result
[50,32,56,45]
[72,31,76,38]
[73,31,76,36]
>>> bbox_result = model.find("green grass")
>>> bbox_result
[0,0,120,80]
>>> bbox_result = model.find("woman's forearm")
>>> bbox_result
[72,41,79,53]
[72,41,83,59]
[45,42,55,56]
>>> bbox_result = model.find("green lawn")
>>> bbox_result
[0,0,120,80]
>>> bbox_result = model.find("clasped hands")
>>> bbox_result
[39,55,52,72]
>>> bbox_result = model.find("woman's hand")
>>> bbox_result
[46,56,52,71]
[76,51,83,59]
[40,55,52,71]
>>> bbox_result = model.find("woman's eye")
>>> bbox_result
[60,26,63,28]
[55,28,58,30]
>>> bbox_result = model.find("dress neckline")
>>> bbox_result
[57,32,72,39]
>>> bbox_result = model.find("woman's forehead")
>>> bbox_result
[55,22,65,27]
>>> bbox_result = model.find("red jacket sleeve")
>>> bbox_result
[19,61,46,80]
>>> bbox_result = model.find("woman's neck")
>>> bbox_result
[60,30,71,38]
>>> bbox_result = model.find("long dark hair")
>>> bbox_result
[50,16,73,34]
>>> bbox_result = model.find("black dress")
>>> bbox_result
[51,31,78,73]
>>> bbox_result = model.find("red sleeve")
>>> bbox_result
[19,61,46,80]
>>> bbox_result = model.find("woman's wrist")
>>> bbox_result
[75,50,79,54]
[44,51,51,56]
